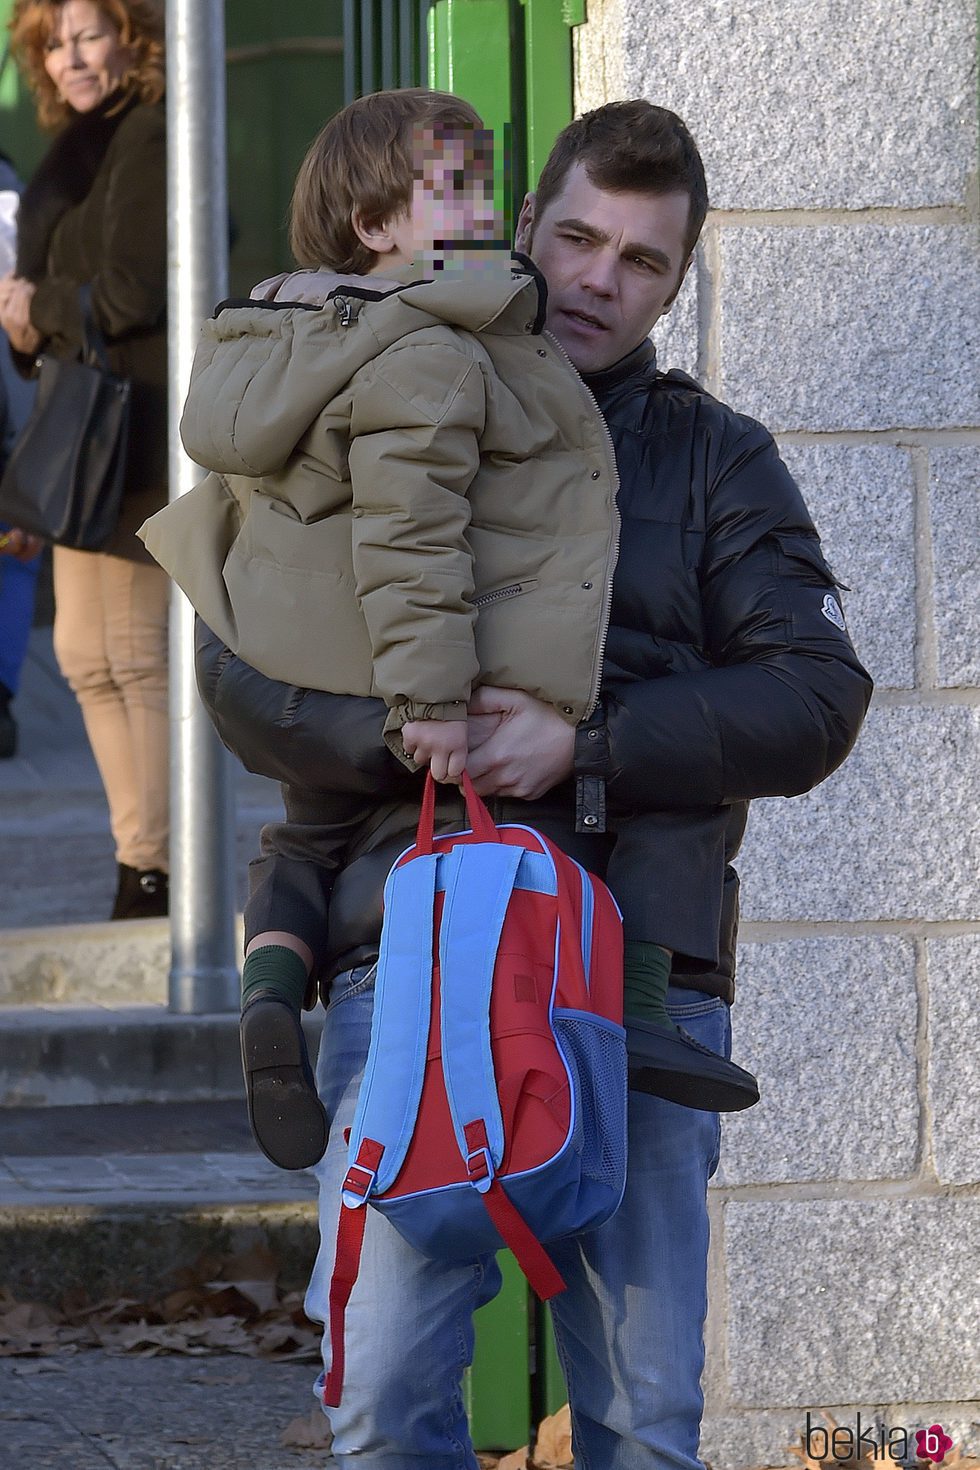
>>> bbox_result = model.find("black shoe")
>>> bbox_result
[240,994,328,1171]
[627,1018,760,1112]
[0,686,16,759]
[110,865,169,920]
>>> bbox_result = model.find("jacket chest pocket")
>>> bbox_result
[614,521,704,642]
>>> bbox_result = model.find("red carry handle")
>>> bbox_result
[414,770,499,853]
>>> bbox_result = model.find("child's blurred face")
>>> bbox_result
[384,125,502,270]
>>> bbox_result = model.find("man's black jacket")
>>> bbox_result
[197,339,873,1002]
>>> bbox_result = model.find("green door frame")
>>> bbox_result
[427,0,581,227]
[425,3,583,1448]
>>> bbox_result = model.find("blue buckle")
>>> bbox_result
[466,1146,494,1195]
[341,1161,376,1207]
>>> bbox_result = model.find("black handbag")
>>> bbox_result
[0,287,131,549]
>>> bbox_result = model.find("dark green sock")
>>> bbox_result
[241,945,310,1014]
[623,941,678,1033]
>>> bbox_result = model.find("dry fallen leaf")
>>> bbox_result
[0,1248,320,1364]
[535,1404,573,1467]
[220,1277,282,1315]
[280,1406,333,1450]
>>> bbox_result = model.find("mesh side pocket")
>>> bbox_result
[553,1012,627,1196]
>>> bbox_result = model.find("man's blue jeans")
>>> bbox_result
[306,964,728,1470]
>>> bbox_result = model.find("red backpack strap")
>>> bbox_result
[322,1138,383,1407]
[464,1121,566,1300]
[322,1202,367,1407]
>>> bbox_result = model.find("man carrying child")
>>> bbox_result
[143,91,871,1470]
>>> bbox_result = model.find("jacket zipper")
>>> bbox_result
[543,329,621,719]
[471,581,531,608]
[334,296,354,327]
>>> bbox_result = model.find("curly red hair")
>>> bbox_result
[9,0,164,130]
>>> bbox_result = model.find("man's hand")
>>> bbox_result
[464,687,575,799]
[466,710,503,752]
[401,718,468,783]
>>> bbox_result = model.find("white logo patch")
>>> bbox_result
[821,593,846,631]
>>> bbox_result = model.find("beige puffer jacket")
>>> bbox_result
[139,259,619,751]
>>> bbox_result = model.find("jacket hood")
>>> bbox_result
[179,252,547,479]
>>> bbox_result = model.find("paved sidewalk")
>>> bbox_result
[0,627,280,928]
[0,1353,329,1469]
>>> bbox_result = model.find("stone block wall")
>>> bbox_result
[574,3,979,1463]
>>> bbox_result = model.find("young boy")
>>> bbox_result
[141,89,757,1170]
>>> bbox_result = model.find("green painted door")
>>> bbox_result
[225,2,344,293]
[426,0,580,225]
[425,2,579,1450]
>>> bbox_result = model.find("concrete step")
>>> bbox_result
[0,1100,319,1304]
[0,917,252,1006]
[1,919,172,1007]
[0,1003,324,1108]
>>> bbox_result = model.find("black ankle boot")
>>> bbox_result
[110,865,169,920]
[110,863,138,920]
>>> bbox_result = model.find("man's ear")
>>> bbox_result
[514,191,536,253]
[351,206,399,257]
[661,251,694,315]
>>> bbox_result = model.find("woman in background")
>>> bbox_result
[0,0,169,917]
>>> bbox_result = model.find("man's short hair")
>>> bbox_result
[290,89,484,274]
[532,101,708,260]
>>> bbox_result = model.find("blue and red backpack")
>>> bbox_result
[323,773,627,1406]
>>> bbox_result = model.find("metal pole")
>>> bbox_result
[165,0,237,1013]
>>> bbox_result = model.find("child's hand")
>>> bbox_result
[401,719,468,783]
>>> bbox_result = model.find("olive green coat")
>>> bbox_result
[139,263,619,745]
[29,102,168,563]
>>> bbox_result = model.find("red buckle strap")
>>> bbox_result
[464,1119,565,1301]
[322,1138,383,1407]
[321,1202,368,1407]
[481,1177,566,1301]
[342,1162,375,1198]
[341,1138,384,1202]
[466,1145,493,1189]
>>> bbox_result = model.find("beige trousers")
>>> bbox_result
[52,545,170,872]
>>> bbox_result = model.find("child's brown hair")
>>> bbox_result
[289,88,484,274]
